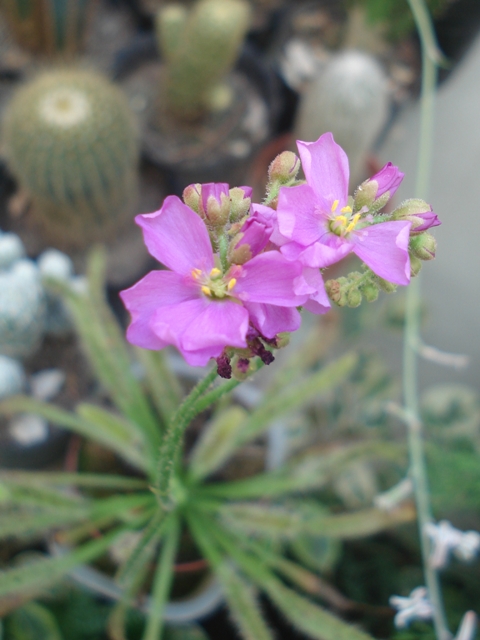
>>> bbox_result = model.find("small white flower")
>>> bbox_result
[390,586,434,629]
[425,520,480,569]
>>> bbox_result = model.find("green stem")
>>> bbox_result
[405,1,450,638]
[155,366,218,509]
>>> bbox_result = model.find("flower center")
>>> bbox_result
[191,267,237,299]
[328,200,361,237]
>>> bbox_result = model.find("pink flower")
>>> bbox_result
[276,133,412,286]
[120,196,309,366]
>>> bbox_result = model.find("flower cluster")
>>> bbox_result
[121,133,439,375]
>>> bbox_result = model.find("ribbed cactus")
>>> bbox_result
[155,0,251,122]
[2,69,139,249]
[0,0,92,57]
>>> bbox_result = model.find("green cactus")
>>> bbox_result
[0,0,92,57]
[2,69,139,249]
[155,0,251,122]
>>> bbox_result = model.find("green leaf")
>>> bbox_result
[238,352,358,445]
[189,406,248,481]
[203,441,405,500]
[0,396,148,473]
[0,527,123,600]
[0,507,89,541]
[216,563,274,640]
[219,501,416,540]
[142,516,180,640]
[164,625,209,640]
[6,602,63,640]
[0,471,147,491]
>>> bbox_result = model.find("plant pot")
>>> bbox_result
[114,35,280,195]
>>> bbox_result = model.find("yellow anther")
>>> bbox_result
[331,199,339,212]
[335,215,348,226]
[191,268,202,279]
[227,278,237,291]
[210,267,222,278]
[201,285,212,296]
[340,206,352,213]
[345,213,361,234]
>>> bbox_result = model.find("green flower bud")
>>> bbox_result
[346,288,362,308]
[229,186,252,221]
[275,332,290,349]
[183,183,201,213]
[228,234,252,265]
[354,180,378,209]
[410,254,423,277]
[376,278,397,293]
[361,282,379,302]
[268,151,300,184]
[409,232,436,260]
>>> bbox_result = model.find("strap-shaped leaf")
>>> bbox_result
[135,348,182,425]
[0,471,147,491]
[189,406,247,481]
[203,441,404,500]
[219,501,415,540]
[0,396,148,473]
[0,527,122,599]
[6,602,63,640]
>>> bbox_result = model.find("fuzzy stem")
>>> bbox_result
[155,366,218,509]
[405,1,450,638]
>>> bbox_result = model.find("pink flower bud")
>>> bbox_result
[369,162,404,198]
[229,205,274,264]
[391,199,441,232]
[200,182,231,226]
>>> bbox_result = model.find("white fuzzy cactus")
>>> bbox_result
[294,50,389,186]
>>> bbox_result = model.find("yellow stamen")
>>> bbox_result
[331,199,339,212]
[191,268,202,279]
[345,213,361,234]
[201,285,212,296]
[340,206,352,213]
[210,267,222,278]
[335,215,348,226]
[227,278,237,291]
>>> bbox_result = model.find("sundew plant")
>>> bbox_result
[0,1,474,639]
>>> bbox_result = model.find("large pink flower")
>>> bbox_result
[276,133,412,286]
[120,196,310,366]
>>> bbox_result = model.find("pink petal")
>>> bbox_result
[234,252,306,306]
[352,221,411,285]
[277,184,322,245]
[151,298,207,350]
[369,162,404,198]
[297,133,350,210]
[181,300,249,352]
[136,196,214,275]
[120,271,197,349]
[300,268,331,313]
[282,238,353,268]
[246,303,301,338]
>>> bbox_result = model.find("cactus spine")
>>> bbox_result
[0,0,92,57]
[155,0,251,122]
[2,69,139,249]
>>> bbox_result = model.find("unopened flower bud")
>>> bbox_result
[200,182,231,227]
[229,186,252,221]
[391,199,440,233]
[376,278,397,293]
[268,151,300,184]
[354,179,378,209]
[183,183,201,213]
[228,205,274,264]
[409,233,436,260]
[410,254,422,277]
[326,278,347,306]
[231,356,251,381]
[354,162,404,210]
[361,282,379,302]
[346,288,362,308]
